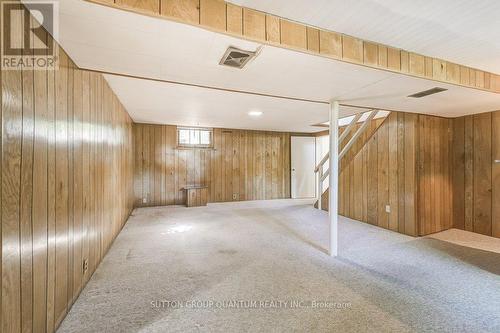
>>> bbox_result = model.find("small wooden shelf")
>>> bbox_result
[183,186,209,207]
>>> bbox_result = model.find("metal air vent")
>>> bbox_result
[408,87,448,98]
[219,47,257,69]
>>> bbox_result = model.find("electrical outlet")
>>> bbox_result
[385,205,391,213]
[232,194,238,200]
[82,258,88,274]
[143,198,147,203]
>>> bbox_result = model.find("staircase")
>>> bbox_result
[314,110,389,211]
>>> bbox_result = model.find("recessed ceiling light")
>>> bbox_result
[248,111,263,117]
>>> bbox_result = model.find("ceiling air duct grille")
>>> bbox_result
[219,47,257,69]
[408,87,448,98]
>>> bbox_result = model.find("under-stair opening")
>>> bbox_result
[314,109,390,211]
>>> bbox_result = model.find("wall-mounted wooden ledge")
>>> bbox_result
[86,0,500,94]
[183,185,209,190]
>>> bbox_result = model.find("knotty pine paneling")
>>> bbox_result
[453,110,500,239]
[1,5,134,331]
[134,124,291,207]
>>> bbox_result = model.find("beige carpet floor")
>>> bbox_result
[58,199,500,333]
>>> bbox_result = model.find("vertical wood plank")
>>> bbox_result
[400,51,409,73]
[342,36,363,63]
[243,8,266,41]
[397,113,406,233]
[353,153,363,221]
[433,59,447,81]
[265,133,272,199]
[306,27,320,53]
[284,133,290,198]
[265,14,280,44]
[232,131,240,200]
[72,68,83,301]
[214,128,222,202]
[464,116,474,232]
[367,134,378,225]
[377,45,388,68]
[161,0,200,24]
[46,42,57,331]
[452,117,465,230]
[239,131,246,201]
[271,134,278,199]
[166,126,176,205]
[116,0,160,14]
[32,27,49,331]
[493,111,500,238]
[319,31,342,59]
[409,53,425,76]
[387,47,401,71]
[54,51,69,324]
[473,113,492,235]
[404,113,417,236]
[226,3,242,35]
[280,19,307,50]
[20,15,35,329]
[363,42,378,66]
[388,114,399,231]
[377,122,389,229]
[200,0,226,31]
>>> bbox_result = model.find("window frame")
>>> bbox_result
[176,126,214,149]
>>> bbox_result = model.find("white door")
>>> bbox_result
[291,136,316,198]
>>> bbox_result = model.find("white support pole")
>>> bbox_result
[329,100,339,257]
[317,167,323,210]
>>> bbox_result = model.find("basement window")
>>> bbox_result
[177,127,213,148]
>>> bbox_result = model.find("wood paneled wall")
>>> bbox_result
[1,6,134,332]
[338,112,454,237]
[338,112,418,236]
[416,115,453,235]
[133,124,291,207]
[88,0,500,94]
[339,117,386,171]
[452,111,500,238]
